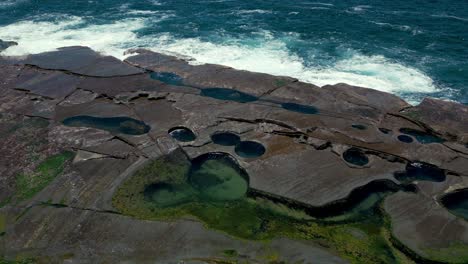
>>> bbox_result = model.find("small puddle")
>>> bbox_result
[281,103,318,115]
[343,148,369,166]
[211,132,241,146]
[394,162,446,183]
[399,128,444,144]
[235,141,266,158]
[379,128,392,134]
[200,88,258,103]
[62,115,150,135]
[149,72,184,86]
[168,127,196,142]
[351,124,367,130]
[440,189,468,221]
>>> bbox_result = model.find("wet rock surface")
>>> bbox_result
[0,47,467,263]
[0,39,18,52]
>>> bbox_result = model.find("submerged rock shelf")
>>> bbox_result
[1,46,468,263]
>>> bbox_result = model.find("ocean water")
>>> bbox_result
[0,0,467,104]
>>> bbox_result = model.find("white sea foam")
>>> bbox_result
[431,14,468,22]
[127,10,161,15]
[0,16,152,59]
[0,15,438,102]
[144,34,438,98]
[306,7,330,10]
[349,5,372,13]
[370,21,423,35]
[148,0,162,6]
[309,2,334,6]
[235,9,274,15]
[0,0,28,9]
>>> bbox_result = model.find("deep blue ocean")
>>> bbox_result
[0,0,467,104]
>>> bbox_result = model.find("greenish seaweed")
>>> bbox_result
[14,151,74,202]
[113,151,410,264]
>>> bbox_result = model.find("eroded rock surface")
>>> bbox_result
[0,47,467,263]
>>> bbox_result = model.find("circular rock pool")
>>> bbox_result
[235,141,266,158]
[343,148,369,166]
[168,127,196,142]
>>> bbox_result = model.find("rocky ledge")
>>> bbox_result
[0,45,467,263]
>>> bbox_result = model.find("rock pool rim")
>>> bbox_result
[210,131,241,146]
[62,115,150,135]
[168,126,197,142]
[234,141,266,159]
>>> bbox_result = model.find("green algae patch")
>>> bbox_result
[0,258,36,264]
[15,151,74,202]
[222,249,238,258]
[423,243,468,264]
[113,151,410,264]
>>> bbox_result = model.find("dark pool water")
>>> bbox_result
[343,148,369,166]
[149,72,184,86]
[351,124,367,130]
[281,102,318,115]
[441,189,468,221]
[200,88,258,103]
[235,141,266,158]
[211,132,241,146]
[62,115,150,135]
[379,128,392,134]
[252,179,412,220]
[189,153,249,201]
[397,134,414,143]
[399,128,444,144]
[168,127,196,142]
[394,162,446,183]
